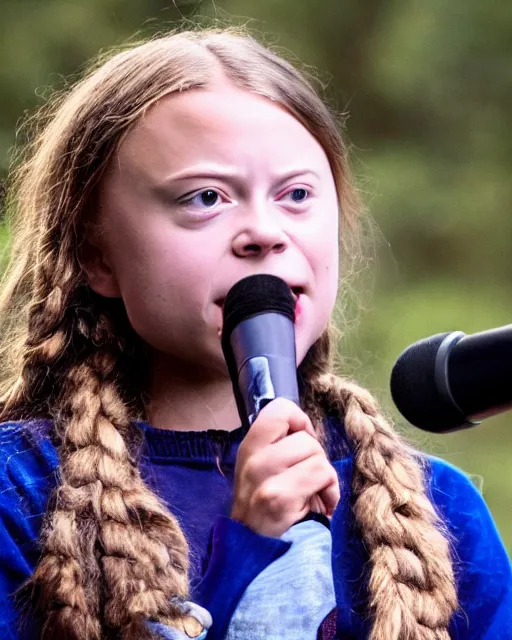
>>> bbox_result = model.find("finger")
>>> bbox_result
[258,454,340,518]
[243,430,325,486]
[315,478,340,516]
[240,398,316,452]
[309,493,328,515]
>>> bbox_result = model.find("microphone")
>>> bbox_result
[390,324,512,433]
[221,273,330,530]
[220,274,336,634]
[221,274,299,429]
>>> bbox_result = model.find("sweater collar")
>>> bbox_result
[136,415,349,465]
[137,420,249,465]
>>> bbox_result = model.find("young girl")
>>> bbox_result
[0,27,510,640]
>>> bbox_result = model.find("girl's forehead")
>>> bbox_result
[137,84,297,136]
[115,85,331,182]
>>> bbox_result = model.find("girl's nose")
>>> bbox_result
[231,208,289,258]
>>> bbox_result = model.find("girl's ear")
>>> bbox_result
[79,234,122,298]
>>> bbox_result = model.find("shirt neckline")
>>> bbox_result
[137,420,249,465]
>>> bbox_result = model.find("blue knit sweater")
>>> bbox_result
[0,418,510,639]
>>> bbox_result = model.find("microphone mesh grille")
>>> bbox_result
[390,332,466,432]
[222,274,295,343]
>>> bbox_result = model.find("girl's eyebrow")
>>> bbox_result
[159,166,321,187]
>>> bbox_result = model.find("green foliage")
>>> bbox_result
[0,0,511,553]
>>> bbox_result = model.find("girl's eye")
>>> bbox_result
[182,189,222,209]
[180,186,309,211]
[283,188,309,203]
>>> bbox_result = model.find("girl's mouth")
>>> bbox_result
[216,286,304,315]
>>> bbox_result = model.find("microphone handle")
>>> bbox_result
[230,313,300,426]
[231,314,330,529]
[447,325,512,419]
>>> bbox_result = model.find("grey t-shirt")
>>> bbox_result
[225,519,336,639]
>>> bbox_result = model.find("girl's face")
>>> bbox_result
[90,82,339,378]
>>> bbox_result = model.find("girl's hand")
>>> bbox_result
[230,398,340,538]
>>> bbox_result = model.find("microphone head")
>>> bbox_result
[222,274,295,345]
[390,332,468,433]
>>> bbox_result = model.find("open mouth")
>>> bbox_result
[216,285,303,309]
[215,284,304,337]
[290,286,304,303]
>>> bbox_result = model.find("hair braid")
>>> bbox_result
[0,218,78,417]
[11,290,194,638]
[55,355,189,639]
[314,372,457,639]
[299,334,458,640]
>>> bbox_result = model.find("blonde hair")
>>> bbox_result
[0,27,457,640]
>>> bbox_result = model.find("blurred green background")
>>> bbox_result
[0,0,510,553]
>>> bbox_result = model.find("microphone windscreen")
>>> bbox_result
[390,332,467,432]
[222,274,295,344]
